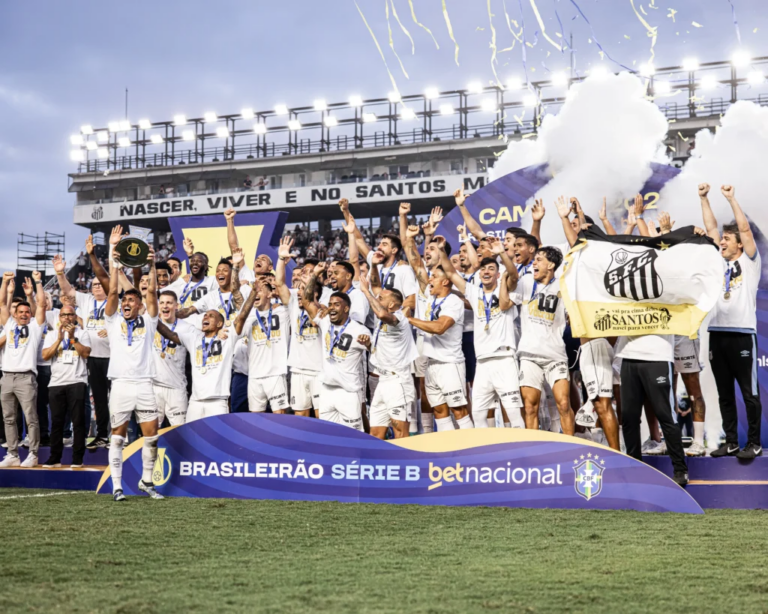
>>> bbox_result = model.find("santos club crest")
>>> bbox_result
[573,457,605,501]
[604,248,662,301]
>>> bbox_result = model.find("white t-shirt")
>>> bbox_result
[44,328,91,387]
[365,253,419,298]
[243,304,289,378]
[709,251,762,333]
[167,276,219,328]
[459,271,478,333]
[105,312,158,381]
[1,318,44,375]
[315,315,370,392]
[616,334,674,363]
[288,289,322,375]
[176,327,243,401]
[465,282,518,360]
[320,285,370,325]
[370,310,418,376]
[319,286,334,306]
[37,311,58,367]
[514,275,567,363]
[76,292,110,358]
[416,289,465,363]
[193,286,252,374]
[152,318,194,390]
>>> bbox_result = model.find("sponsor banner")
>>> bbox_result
[74,174,487,224]
[97,414,703,514]
[561,226,722,338]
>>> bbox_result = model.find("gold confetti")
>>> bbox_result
[678,131,689,142]
[514,112,525,126]
[754,27,759,33]
[692,21,703,28]
[624,34,631,39]
[669,119,677,123]
[640,4,647,15]
[529,0,563,51]
[476,26,485,31]
[408,0,439,49]
[668,145,676,152]
[555,32,563,38]
[487,0,501,86]
[630,0,658,62]
[385,1,410,78]
[354,1,399,93]
[667,8,677,21]
[599,50,605,60]
[390,0,415,54]
[523,133,536,139]
[526,41,534,48]
[442,0,460,65]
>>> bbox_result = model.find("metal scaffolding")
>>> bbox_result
[17,232,65,282]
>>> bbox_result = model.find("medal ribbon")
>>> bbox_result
[179,278,205,304]
[430,295,448,321]
[161,320,178,353]
[299,309,310,338]
[218,290,233,322]
[255,306,273,342]
[93,299,106,321]
[201,335,215,367]
[725,265,732,294]
[482,291,494,327]
[329,319,350,356]
[126,319,138,346]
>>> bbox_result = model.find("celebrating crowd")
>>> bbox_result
[0,183,761,500]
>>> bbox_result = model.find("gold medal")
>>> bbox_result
[226,319,232,327]
[724,291,731,300]
[200,366,207,374]
[297,336,304,343]
[484,323,490,331]
[160,352,166,359]
[266,339,271,347]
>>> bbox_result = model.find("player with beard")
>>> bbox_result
[155,262,172,289]
[302,263,371,430]
[326,257,369,325]
[104,237,162,501]
[275,238,323,417]
[167,257,182,283]
[166,238,218,328]
[224,207,274,284]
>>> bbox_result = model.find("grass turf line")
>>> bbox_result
[0,490,767,613]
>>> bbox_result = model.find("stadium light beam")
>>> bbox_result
[639,63,655,77]
[118,137,131,148]
[96,131,108,143]
[468,81,483,94]
[80,125,93,135]
[287,119,301,130]
[424,87,440,100]
[349,95,363,107]
[85,141,97,151]
[700,75,718,90]
[363,112,377,123]
[216,127,230,138]
[70,134,84,146]
[150,134,164,144]
[313,99,327,111]
[654,81,672,95]
[119,120,131,131]
[173,114,187,126]
[440,104,455,116]
[274,104,289,116]
[480,99,498,113]
[241,108,255,120]
[182,130,195,141]
[70,150,85,162]
[732,50,751,68]
[522,94,538,107]
[253,123,267,134]
[108,121,120,133]
[138,119,151,130]
[324,116,338,127]
[682,58,700,72]
[204,112,217,123]
[388,91,401,103]
[400,107,417,120]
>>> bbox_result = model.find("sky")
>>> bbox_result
[0,0,766,270]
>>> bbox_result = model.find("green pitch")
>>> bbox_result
[1,489,767,613]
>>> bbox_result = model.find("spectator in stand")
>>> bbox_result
[257,177,269,190]
[159,185,166,196]
[243,176,253,190]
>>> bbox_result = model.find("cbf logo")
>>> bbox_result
[573,454,605,501]
[604,248,662,301]
[91,205,104,221]
[152,448,172,486]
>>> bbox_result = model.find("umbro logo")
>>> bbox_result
[656,376,667,384]
[741,350,751,357]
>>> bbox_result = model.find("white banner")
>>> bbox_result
[74,174,487,224]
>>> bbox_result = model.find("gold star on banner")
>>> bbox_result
[587,453,592,458]
[594,455,599,460]
[574,459,578,464]
[659,241,670,250]
[600,459,605,465]
[580,454,585,459]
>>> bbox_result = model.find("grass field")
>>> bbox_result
[1,489,767,613]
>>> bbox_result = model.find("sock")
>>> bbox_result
[109,435,125,493]
[504,422,511,428]
[409,401,418,434]
[487,417,496,428]
[549,418,561,434]
[693,421,705,446]
[435,417,455,431]
[422,413,435,433]
[141,435,159,484]
[472,410,489,428]
[456,415,474,429]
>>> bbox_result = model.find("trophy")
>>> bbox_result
[114,226,152,268]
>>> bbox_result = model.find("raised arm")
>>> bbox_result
[274,237,293,305]
[301,263,326,321]
[488,236,519,292]
[105,237,122,317]
[339,198,371,260]
[21,277,36,318]
[633,194,651,237]
[234,280,259,335]
[658,211,674,235]
[0,272,13,326]
[697,183,720,243]
[224,208,240,253]
[32,271,46,325]
[422,206,443,250]
[624,209,637,236]
[230,248,246,309]
[145,249,158,318]
[721,185,756,258]
[555,197,579,247]
[86,234,111,291]
[399,202,410,251]
[358,275,398,326]
[454,188,486,240]
[498,271,515,311]
[599,198,618,236]
[53,255,75,299]
[343,214,361,280]
[457,225,480,271]
[530,199,545,244]
[438,243,466,294]
[404,224,429,293]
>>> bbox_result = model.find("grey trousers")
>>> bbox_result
[1,372,39,456]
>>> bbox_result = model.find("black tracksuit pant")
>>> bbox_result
[49,383,87,465]
[86,357,110,439]
[621,359,687,473]
[709,331,762,446]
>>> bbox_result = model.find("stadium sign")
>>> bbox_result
[73,173,487,224]
[97,414,703,513]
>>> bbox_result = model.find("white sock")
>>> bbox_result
[141,435,159,484]
[472,410,489,428]
[487,417,496,428]
[456,415,474,429]
[504,422,511,428]
[693,421,705,445]
[409,401,418,433]
[435,417,455,431]
[422,413,435,433]
[109,435,125,493]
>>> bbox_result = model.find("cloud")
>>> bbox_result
[0,85,56,117]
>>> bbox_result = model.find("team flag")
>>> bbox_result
[561,225,722,339]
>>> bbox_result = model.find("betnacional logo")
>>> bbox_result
[573,454,604,501]
[152,448,172,486]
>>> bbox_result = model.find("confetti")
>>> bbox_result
[678,132,689,142]
[354,1,399,92]
[487,0,501,86]
[442,0,460,65]
[754,27,759,33]
[640,4,647,16]
[408,0,439,49]
[667,8,677,22]
[624,34,631,39]
[389,0,415,54]
[725,0,742,43]
[385,0,410,78]
[523,133,536,138]
[476,26,485,31]
[529,0,564,51]
[630,0,658,63]
[692,22,703,28]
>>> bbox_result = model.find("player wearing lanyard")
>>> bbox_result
[166,239,217,327]
[177,256,248,326]
[701,183,763,459]
[103,232,162,502]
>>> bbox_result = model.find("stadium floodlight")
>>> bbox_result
[639,63,655,77]
[241,108,255,120]
[507,76,523,90]
[481,98,498,113]
[253,123,267,134]
[700,75,718,90]
[118,137,131,148]
[550,72,568,87]
[590,65,609,80]
[732,50,751,68]
[654,81,672,95]
[288,119,302,130]
[138,119,151,130]
[400,107,417,120]
[85,141,97,151]
[182,130,195,141]
[313,99,327,111]
[216,127,230,138]
[363,112,377,123]
[151,134,164,144]
[97,148,109,159]
[324,115,338,127]
[119,120,131,131]
[424,87,440,100]
[174,114,187,126]
[80,125,93,135]
[108,121,120,133]
[522,94,538,107]
[204,112,217,123]
[388,91,401,103]
[349,95,363,107]
[682,58,700,72]
[70,150,85,162]
[748,70,765,85]
[440,103,455,116]
[468,81,483,94]
[96,131,109,143]
[274,104,289,116]
[70,134,84,146]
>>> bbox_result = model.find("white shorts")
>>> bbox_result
[318,383,363,431]
[579,339,614,400]
[109,380,157,428]
[368,372,380,400]
[519,358,569,392]
[425,360,467,408]
[187,398,229,423]
[153,385,188,426]
[612,356,622,387]
[290,371,319,411]
[370,373,415,427]
[248,375,289,412]
[674,335,702,374]
[413,336,427,377]
[473,355,523,412]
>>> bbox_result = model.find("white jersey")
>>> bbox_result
[319,284,369,324]
[37,311,59,367]
[152,318,194,390]
[514,275,567,363]
[370,310,418,376]
[2,318,45,375]
[44,328,91,387]
[709,251,761,333]
[415,288,465,363]
[176,327,243,401]
[105,312,158,381]
[243,304,289,378]
[193,285,252,374]
[167,276,219,328]
[459,271,478,333]
[616,334,674,363]
[288,289,322,375]
[465,282,518,360]
[319,286,334,306]
[315,316,370,392]
[366,253,419,298]
[76,292,110,358]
